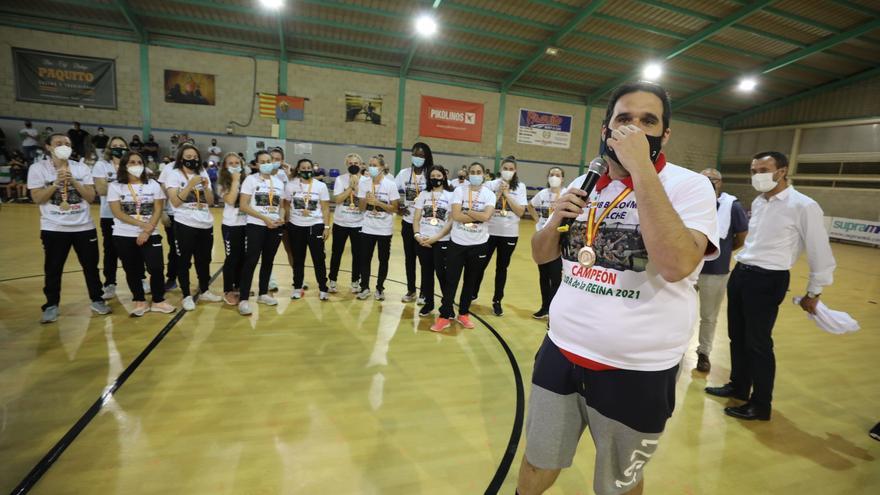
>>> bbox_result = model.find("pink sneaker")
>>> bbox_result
[150,301,176,314]
[223,292,240,305]
[456,314,475,329]
[430,317,451,332]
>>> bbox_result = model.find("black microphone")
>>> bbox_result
[557,156,608,233]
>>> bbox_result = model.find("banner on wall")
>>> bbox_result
[827,216,880,246]
[345,92,383,124]
[259,93,305,121]
[164,70,215,105]
[12,48,117,108]
[419,95,484,143]
[516,108,572,149]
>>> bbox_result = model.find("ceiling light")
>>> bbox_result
[738,77,757,92]
[259,0,284,9]
[545,47,559,56]
[642,62,663,81]
[415,14,438,38]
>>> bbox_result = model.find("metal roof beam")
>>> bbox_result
[114,0,147,42]
[590,0,775,100]
[501,0,608,91]
[677,18,880,109]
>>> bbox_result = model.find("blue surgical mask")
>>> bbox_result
[411,156,425,168]
[259,163,274,175]
[368,166,380,177]
[468,174,484,186]
[227,166,241,174]
[271,161,281,170]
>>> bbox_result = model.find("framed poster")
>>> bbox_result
[164,70,215,105]
[13,47,117,108]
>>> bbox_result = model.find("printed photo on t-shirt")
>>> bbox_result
[537,205,552,218]
[562,221,649,272]
[340,195,360,208]
[48,184,83,206]
[254,191,281,207]
[292,196,318,211]
[120,200,155,217]
[404,185,419,202]
[421,204,448,221]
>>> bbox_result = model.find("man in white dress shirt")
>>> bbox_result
[706,151,836,421]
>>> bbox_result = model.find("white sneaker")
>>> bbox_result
[182,296,196,311]
[258,294,278,306]
[319,291,329,301]
[401,292,416,303]
[268,275,278,291]
[238,300,252,315]
[351,281,361,294]
[142,279,151,295]
[357,289,371,300]
[290,288,303,300]
[416,296,426,306]
[375,290,385,301]
[199,291,222,303]
[328,280,338,293]
[102,284,116,300]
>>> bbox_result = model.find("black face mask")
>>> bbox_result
[300,170,313,180]
[602,127,664,165]
[458,175,466,181]
[428,178,444,189]
[347,164,360,175]
[110,148,127,158]
[182,159,199,169]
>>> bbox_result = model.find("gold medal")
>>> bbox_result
[500,210,508,217]
[429,217,439,226]
[577,246,596,268]
[59,200,71,211]
[464,222,474,228]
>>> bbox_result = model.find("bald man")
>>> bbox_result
[694,168,748,372]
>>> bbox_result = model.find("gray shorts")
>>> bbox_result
[524,336,678,495]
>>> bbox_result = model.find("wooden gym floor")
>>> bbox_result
[0,203,877,494]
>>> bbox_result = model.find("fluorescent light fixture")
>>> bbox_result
[642,62,663,80]
[545,47,559,56]
[738,77,757,92]
[259,0,283,9]
[415,14,438,37]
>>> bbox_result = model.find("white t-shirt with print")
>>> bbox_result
[548,162,720,372]
[241,174,287,227]
[158,162,176,214]
[332,173,367,228]
[395,167,428,224]
[530,187,561,231]
[106,180,166,237]
[485,179,527,238]
[450,185,496,246]
[220,184,247,227]
[164,167,213,229]
[357,176,399,236]
[287,178,330,227]
[91,159,118,219]
[27,159,96,232]
[414,189,454,242]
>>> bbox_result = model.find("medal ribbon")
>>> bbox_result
[549,189,558,217]
[127,183,142,220]
[431,191,437,220]
[585,187,632,247]
[60,165,69,205]
[301,179,313,213]
[411,169,420,198]
[182,170,201,205]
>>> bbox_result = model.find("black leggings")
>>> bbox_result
[40,229,103,309]
[173,222,213,297]
[164,215,178,282]
[439,241,489,318]
[239,224,283,300]
[473,235,519,302]
[328,224,361,283]
[114,234,166,302]
[400,220,418,293]
[359,233,391,292]
[100,217,118,286]
[537,256,562,312]
[288,223,328,291]
[416,240,449,309]
[221,224,246,293]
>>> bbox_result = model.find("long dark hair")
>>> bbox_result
[117,151,148,184]
[174,143,203,171]
[411,142,435,169]
[500,155,520,191]
[427,165,453,192]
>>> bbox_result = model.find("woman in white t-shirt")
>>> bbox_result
[285,158,331,300]
[412,165,454,317]
[526,167,565,319]
[165,144,221,311]
[27,133,109,323]
[328,153,366,294]
[107,151,175,316]
[269,147,296,291]
[237,151,288,314]
[394,142,432,303]
[218,152,248,306]
[473,156,528,316]
[431,162,496,332]
[91,136,129,300]
[356,156,400,301]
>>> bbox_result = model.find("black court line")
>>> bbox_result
[11,267,524,494]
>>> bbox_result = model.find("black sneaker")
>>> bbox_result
[418,305,434,317]
[870,422,880,441]
[492,301,503,316]
[532,308,549,319]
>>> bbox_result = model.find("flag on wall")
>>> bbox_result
[259,93,305,121]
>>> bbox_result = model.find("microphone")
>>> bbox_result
[557,156,608,233]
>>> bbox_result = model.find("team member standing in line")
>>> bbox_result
[412,165,454,317]
[395,142,431,303]
[157,158,179,291]
[526,167,565,319]
[218,152,249,306]
[286,158,331,301]
[431,162,495,332]
[328,153,366,294]
[357,156,400,301]
[92,136,130,299]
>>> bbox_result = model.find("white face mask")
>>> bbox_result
[52,145,72,160]
[128,165,144,177]
[501,170,515,182]
[548,176,562,188]
[751,172,778,193]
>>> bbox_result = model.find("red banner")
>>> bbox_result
[419,95,484,143]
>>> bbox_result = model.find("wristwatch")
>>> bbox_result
[806,291,821,298]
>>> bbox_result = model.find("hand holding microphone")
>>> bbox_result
[556,157,608,233]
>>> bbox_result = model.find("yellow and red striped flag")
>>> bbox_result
[259,93,277,119]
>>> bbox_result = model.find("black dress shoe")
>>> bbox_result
[493,301,503,316]
[724,403,771,421]
[705,383,749,401]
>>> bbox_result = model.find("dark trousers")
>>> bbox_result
[439,241,489,318]
[239,224,283,300]
[328,224,361,283]
[417,240,449,309]
[164,215,178,282]
[359,233,391,292]
[537,256,563,311]
[289,224,328,291]
[99,217,118,286]
[221,225,247,293]
[40,229,103,309]
[473,235,519,302]
[173,222,213,297]
[727,263,790,409]
[400,220,418,293]
[114,235,166,302]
